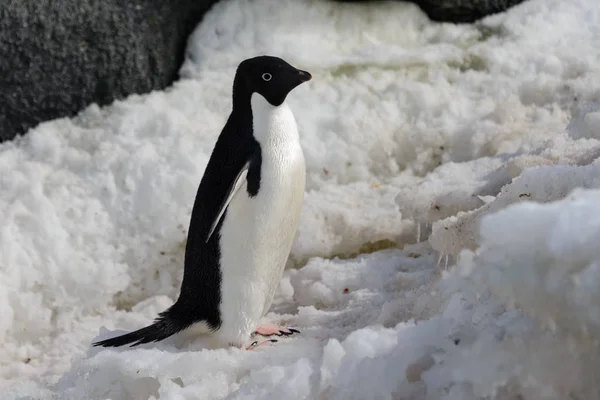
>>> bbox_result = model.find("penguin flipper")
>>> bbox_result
[205,161,250,242]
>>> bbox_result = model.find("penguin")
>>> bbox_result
[93,55,311,350]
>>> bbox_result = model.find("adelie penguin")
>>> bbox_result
[93,56,311,350]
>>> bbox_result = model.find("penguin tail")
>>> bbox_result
[92,311,188,348]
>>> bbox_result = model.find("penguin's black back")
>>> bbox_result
[173,104,262,330]
[93,107,262,348]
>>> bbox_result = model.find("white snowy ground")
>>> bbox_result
[2,0,600,398]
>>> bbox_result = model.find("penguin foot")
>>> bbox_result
[246,339,278,350]
[254,324,300,337]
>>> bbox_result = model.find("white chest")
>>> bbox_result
[215,94,306,346]
[250,93,306,212]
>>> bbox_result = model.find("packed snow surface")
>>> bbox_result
[2,0,600,398]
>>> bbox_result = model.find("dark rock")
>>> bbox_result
[335,0,528,23]
[412,0,527,23]
[0,0,218,142]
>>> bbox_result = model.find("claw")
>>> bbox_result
[254,323,301,337]
[246,341,259,350]
[246,339,278,350]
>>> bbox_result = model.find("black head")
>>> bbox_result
[233,56,312,107]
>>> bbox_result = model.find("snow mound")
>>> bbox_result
[451,188,600,399]
[429,132,600,258]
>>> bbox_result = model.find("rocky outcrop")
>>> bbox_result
[412,0,527,23]
[337,0,527,23]
[0,0,218,142]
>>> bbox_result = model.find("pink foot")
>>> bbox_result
[246,339,278,350]
[254,323,300,337]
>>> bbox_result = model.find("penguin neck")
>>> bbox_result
[231,74,252,116]
[249,93,299,147]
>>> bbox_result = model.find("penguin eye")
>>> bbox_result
[261,73,272,82]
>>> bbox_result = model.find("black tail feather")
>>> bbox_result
[93,312,188,348]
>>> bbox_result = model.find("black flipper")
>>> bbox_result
[92,310,189,348]
[205,160,250,243]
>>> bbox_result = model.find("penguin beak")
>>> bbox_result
[297,70,312,82]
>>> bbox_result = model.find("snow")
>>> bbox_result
[2,0,600,398]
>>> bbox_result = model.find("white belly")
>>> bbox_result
[216,95,306,347]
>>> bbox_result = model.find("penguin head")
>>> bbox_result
[234,56,312,107]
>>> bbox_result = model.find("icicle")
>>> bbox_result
[416,222,421,243]
[444,254,449,270]
[437,252,443,268]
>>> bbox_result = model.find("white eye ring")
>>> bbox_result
[262,73,272,82]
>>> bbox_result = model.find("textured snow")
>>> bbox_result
[2,0,600,398]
